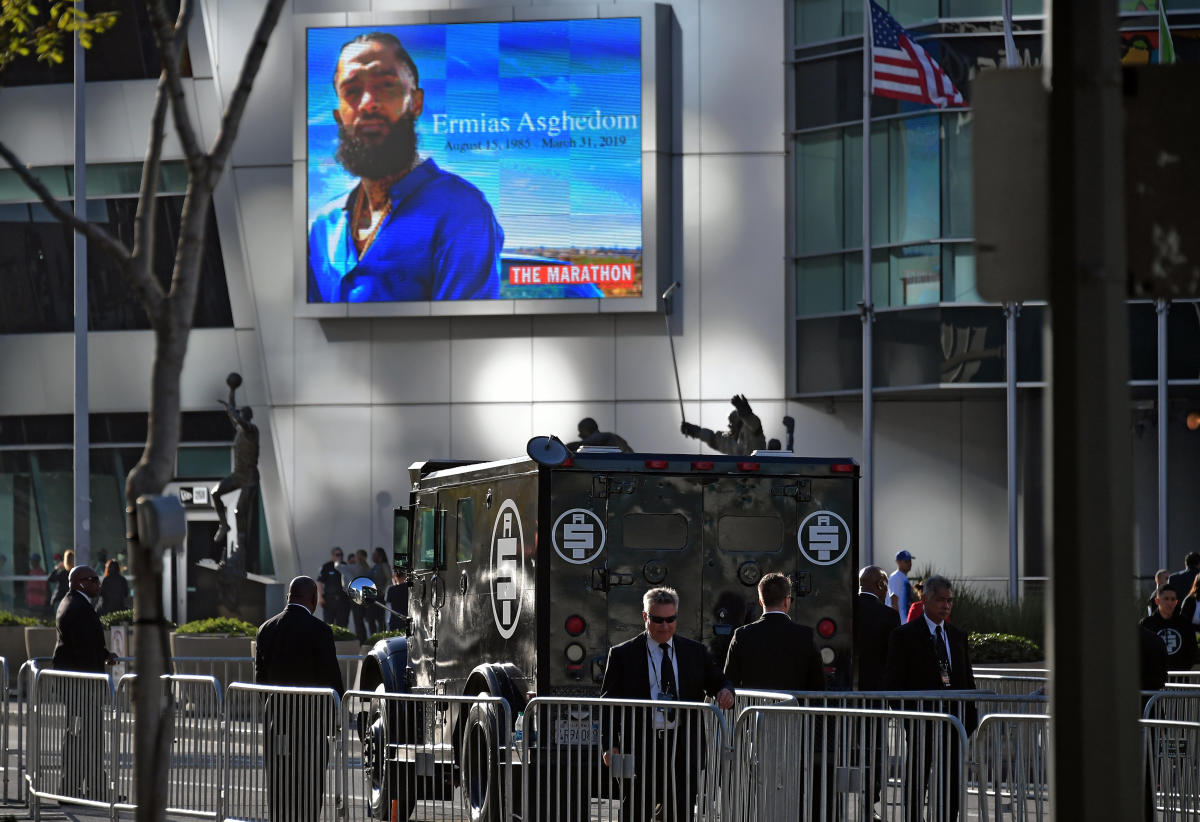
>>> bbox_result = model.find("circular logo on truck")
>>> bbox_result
[490,498,525,639]
[551,508,606,565]
[797,510,851,566]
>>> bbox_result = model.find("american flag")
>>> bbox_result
[870,0,964,108]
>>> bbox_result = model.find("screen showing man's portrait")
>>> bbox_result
[305,19,644,303]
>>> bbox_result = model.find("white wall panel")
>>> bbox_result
[0,86,71,165]
[697,0,784,155]
[532,401,617,445]
[292,405,374,567]
[697,153,786,401]
[370,318,453,404]
[960,398,1008,580]
[449,317,533,403]
[450,403,533,461]
[293,320,374,405]
[788,400,862,461]
[230,166,296,404]
[876,402,964,577]
[370,403,452,545]
[613,400,701,454]
[531,315,616,402]
[0,334,72,415]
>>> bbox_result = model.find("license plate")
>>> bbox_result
[554,718,600,746]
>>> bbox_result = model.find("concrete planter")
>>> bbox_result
[25,625,57,662]
[0,625,30,686]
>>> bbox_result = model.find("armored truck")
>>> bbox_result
[356,443,859,820]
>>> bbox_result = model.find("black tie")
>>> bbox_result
[659,642,677,698]
[935,625,951,671]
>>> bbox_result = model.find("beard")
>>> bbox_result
[336,114,418,180]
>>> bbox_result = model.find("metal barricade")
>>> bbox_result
[1142,719,1200,821]
[0,656,9,802]
[28,668,116,813]
[15,658,47,804]
[520,695,726,822]
[761,688,1048,720]
[113,674,224,818]
[172,656,256,687]
[1165,670,1200,687]
[341,689,511,822]
[973,668,1049,678]
[971,713,1050,822]
[972,674,1048,698]
[222,682,343,822]
[728,703,967,822]
[1144,686,1200,723]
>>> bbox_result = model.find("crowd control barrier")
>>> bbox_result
[1142,719,1200,821]
[727,703,967,822]
[518,695,726,822]
[971,713,1050,822]
[222,682,343,822]
[1144,686,1200,724]
[112,674,224,819]
[27,668,116,815]
[340,689,512,822]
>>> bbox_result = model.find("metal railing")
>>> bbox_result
[1142,719,1200,821]
[27,668,116,815]
[972,713,1050,822]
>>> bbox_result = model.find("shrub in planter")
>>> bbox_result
[330,624,357,642]
[366,629,405,645]
[175,617,258,637]
[968,632,1043,664]
[0,610,51,628]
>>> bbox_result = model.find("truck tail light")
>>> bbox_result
[565,615,586,636]
[691,461,714,470]
[645,459,669,469]
[736,462,760,471]
[816,618,837,639]
[832,463,855,474]
[565,643,586,663]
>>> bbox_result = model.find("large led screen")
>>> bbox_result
[305,18,645,304]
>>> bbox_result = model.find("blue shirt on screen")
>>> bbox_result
[307,158,503,303]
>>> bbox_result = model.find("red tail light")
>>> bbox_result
[645,459,669,469]
[832,463,855,474]
[816,618,837,639]
[736,462,760,471]
[691,461,714,470]
[565,615,586,636]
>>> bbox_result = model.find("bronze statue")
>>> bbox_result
[567,417,633,452]
[680,394,766,455]
[212,373,259,564]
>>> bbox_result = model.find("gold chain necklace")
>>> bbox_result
[353,189,393,256]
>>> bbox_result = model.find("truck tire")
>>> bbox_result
[361,687,419,820]
[460,695,504,822]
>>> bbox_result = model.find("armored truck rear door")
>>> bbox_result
[601,474,704,652]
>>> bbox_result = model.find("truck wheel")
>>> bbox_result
[362,692,418,820]
[460,696,504,822]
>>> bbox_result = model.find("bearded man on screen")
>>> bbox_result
[307,32,503,303]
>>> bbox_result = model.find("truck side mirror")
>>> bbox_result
[394,507,412,570]
[348,576,379,605]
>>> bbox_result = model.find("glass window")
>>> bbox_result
[794,314,864,393]
[887,116,941,244]
[890,243,941,305]
[1,0,191,87]
[883,0,939,26]
[942,113,972,238]
[415,508,436,570]
[718,516,783,552]
[0,195,232,333]
[845,248,890,307]
[622,513,687,551]
[795,0,863,45]
[456,498,475,563]
[794,52,863,130]
[177,447,231,479]
[796,255,846,316]
[942,243,980,302]
[795,131,845,255]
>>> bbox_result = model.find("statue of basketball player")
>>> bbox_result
[213,373,259,555]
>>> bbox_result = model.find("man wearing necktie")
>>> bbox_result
[884,575,977,821]
[601,587,734,821]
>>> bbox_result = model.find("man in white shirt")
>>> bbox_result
[888,550,915,623]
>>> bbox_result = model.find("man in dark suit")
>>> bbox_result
[724,572,825,691]
[855,565,900,691]
[256,576,346,821]
[601,587,734,822]
[53,565,116,799]
[1167,552,1200,600]
[884,575,976,822]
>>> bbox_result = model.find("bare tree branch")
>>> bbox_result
[0,139,131,267]
[128,76,171,317]
[208,0,287,178]
[145,0,204,167]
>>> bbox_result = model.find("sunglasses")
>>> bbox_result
[84,576,100,583]
[646,614,677,625]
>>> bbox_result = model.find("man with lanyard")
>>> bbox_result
[884,575,976,821]
[601,587,734,821]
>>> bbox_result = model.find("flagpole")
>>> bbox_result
[74,2,90,566]
[861,0,875,566]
